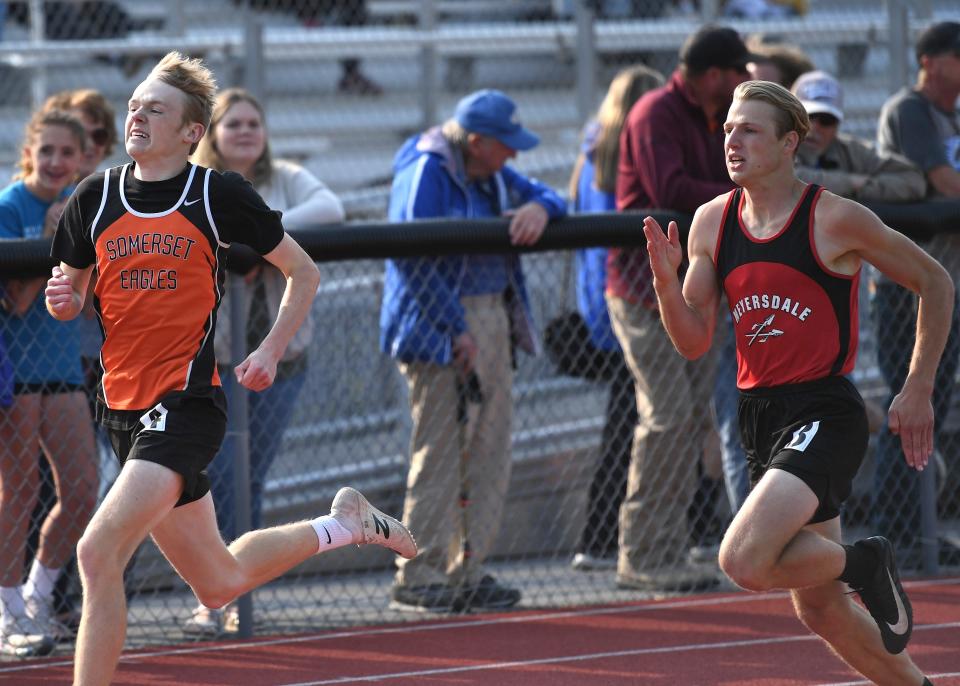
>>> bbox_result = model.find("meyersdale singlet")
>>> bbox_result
[713,184,859,390]
[53,163,284,411]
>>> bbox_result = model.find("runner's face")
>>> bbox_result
[215,100,266,175]
[125,78,198,163]
[724,99,791,184]
[27,124,83,199]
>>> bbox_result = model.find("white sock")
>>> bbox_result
[0,586,25,621]
[23,560,60,602]
[310,515,354,553]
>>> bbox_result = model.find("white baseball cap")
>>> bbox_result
[792,70,844,123]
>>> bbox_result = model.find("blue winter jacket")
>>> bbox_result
[380,126,566,364]
[574,122,620,352]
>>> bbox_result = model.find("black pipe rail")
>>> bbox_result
[2,200,958,278]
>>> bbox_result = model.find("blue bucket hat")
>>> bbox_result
[454,89,539,151]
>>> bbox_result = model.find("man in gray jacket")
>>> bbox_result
[792,71,926,201]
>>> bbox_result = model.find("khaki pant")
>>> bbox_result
[607,295,716,574]
[395,294,513,588]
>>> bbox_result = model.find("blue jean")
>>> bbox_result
[713,325,750,514]
[208,368,307,541]
[871,282,960,552]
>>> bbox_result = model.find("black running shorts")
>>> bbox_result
[738,375,869,524]
[101,390,227,507]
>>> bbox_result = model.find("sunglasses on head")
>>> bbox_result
[809,113,839,128]
[89,127,110,146]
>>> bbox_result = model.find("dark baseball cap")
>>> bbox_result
[454,89,539,151]
[916,21,960,61]
[680,25,756,74]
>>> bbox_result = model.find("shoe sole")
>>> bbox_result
[571,558,617,572]
[334,487,418,559]
[388,600,461,614]
[182,626,225,637]
[461,598,521,610]
[0,636,56,658]
[616,578,720,592]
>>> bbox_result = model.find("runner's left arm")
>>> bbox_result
[236,233,320,391]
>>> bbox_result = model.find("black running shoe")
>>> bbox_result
[389,584,465,613]
[459,575,521,610]
[849,536,913,654]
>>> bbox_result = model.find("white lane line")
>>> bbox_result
[279,622,960,686]
[1,578,955,678]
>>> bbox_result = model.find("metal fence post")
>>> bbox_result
[886,0,910,94]
[27,0,46,110]
[227,273,254,637]
[700,0,719,21]
[167,0,186,38]
[419,0,438,131]
[243,10,265,101]
[887,0,938,575]
[574,0,596,127]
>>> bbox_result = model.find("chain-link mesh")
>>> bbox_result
[0,0,958,661]
[3,237,959,653]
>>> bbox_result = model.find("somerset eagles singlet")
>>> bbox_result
[52,162,284,412]
[714,184,859,390]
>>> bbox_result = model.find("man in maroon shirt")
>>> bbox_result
[606,25,751,591]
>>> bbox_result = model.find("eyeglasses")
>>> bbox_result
[809,113,840,128]
[89,127,110,146]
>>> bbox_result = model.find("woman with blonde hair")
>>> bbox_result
[566,65,663,571]
[0,109,97,656]
[185,87,345,635]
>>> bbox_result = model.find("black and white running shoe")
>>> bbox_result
[849,536,913,654]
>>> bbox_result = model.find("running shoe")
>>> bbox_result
[571,552,617,571]
[389,584,465,613]
[182,605,226,637]
[848,536,913,654]
[330,487,418,559]
[24,596,71,642]
[0,614,56,658]
[459,575,521,610]
[616,563,720,592]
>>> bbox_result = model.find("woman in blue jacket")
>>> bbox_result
[568,65,662,571]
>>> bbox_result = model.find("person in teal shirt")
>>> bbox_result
[0,109,98,657]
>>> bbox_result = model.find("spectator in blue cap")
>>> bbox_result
[380,89,566,613]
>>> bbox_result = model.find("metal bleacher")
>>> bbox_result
[0,1,952,217]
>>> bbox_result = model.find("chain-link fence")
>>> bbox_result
[1,0,959,662]
[2,207,960,658]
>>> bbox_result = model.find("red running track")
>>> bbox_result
[2,578,958,685]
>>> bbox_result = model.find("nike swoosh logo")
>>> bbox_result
[184,198,201,206]
[884,569,909,635]
[322,526,332,545]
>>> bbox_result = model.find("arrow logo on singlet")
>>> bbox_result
[746,314,784,346]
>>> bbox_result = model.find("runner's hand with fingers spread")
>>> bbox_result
[643,216,683,285]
